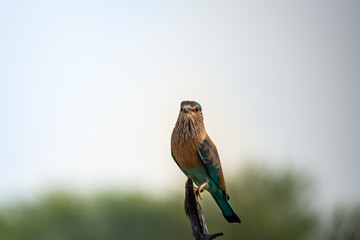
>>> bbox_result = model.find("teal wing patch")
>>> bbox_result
[198,138,220,185]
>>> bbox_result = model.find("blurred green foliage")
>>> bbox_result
[0,164,358,240]
[322,205,360,240]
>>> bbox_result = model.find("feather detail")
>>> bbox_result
[198,135,227,195]
[171,105,206,168]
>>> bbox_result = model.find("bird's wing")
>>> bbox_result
[197,136,223,188]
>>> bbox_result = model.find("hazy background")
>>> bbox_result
[1,0,360,214]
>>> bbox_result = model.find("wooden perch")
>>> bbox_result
[184,177,224,240]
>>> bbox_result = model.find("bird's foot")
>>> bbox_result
[195,188,202,199]
[195,182,208,200]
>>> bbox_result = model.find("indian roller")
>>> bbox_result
[171,100,241,223]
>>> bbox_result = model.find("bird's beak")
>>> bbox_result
[182,105,190,113]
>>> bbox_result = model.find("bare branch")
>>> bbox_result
[184,177,224,240]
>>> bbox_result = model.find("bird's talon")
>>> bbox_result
[194,182,208,200]
[195,188,203,200]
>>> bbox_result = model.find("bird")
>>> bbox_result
[171,100,241,223]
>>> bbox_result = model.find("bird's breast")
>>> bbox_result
[171,135,204,169]
[171,119,207,169]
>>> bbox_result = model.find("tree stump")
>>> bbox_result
[184,177,224,240]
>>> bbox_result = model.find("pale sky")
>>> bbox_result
[1,1,359,209]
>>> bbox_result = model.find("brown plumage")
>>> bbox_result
[171,100,240,223]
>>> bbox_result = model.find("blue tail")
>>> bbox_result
[211,192,241,223]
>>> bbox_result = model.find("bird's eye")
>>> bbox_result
[195,107,200,112]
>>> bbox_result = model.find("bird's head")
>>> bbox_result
[178,100,203,124]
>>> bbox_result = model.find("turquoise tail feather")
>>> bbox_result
[211,192,241,223]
